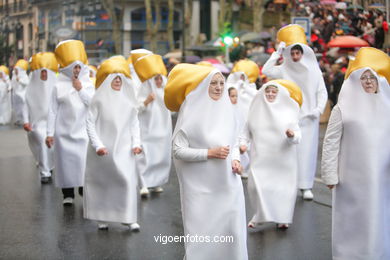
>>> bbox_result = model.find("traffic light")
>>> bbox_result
[222,35,234,46]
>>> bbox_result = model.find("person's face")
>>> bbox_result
[14,68,19,75]
[229,88,238,104]
[265,86,278,102]
[73,65,81,78]
[208,73,225,101]
[290,49,303,62]
[111,76,122,91]
[89,70,94,78]
[360,70,378,93]
[154,74,163,88]
[240,74,245,81]
[40,69,48,81]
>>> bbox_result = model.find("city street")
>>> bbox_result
[0,125,332,260]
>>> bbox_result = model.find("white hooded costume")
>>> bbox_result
[133,54,172,189]
[165,64,248,260]
[23,53,57,178]
[262,25,327,189]
[84,56,141,224]
[0,66,12,125]
[11,60,30,125]
[321,48,390,260]
[47,40,95,188]
[240,80,302,224]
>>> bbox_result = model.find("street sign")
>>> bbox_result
[291,17,311,43]
[54,26,77,39]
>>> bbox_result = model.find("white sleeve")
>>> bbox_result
[130,111,142,148]
[19,76,29,87]
[316,77,328,114]
[262,52,283,79]
[173,130,208,162]
[321,105,342,185]
[238,122,251,146]
[78,84,95,106]
[232,138,241,162]
[287,123,302,144]
[46,87,58,136]
[86,109,105,151]
[137,101,147,113]
[22,101,29,124]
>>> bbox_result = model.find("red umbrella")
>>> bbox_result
[328,36,369,48]
[203,58,221,64]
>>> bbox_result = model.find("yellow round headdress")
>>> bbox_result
[133,54,167,82]
[30,52,59,72]
[0,65,10,76]
[277,24,308,47]
[127,55,133,65]
[270,79,303,107]
[15,59,29,71]
[196,61,214,67]
[130,49,152,64]
[95,56,131,89]
[54,40,88,68]
[345,47,390,83]
[232,59,259,83]
[164,64,215,112]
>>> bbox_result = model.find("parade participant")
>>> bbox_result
[23,53,58,184]
[84,56,142,231]
[88,65,97,86]
[165,64,247,260]
[262,24,328,200]
[127,49,152,95]
[321,47,390,260]
[240,80,302,230]
[133,54,171,197]
[0,65,12,125]
[46,40,94,206]
[11,59,29,125]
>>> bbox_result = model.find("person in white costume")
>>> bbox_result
[127,49,152,96]
[88,65,97,87]
[0,65,12,125]
[321,47,390,260]
[11,59,29,125]
[46,40,95,206]
[22,53,57,184]
[84,56,142,231]
[164,64,248,260]
[240,80,302,230]
[262,24,327,200]
[133,54,171,197]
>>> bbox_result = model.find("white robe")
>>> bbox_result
[240,82,301,224]
[11,68,29,124]
[172,69,247,260]
[47,61,94,188]
[0,72,12,125]
[84,73,140,224]
[321,68,390,260]
[23,69,55,177]
[262,44,328,189]
[136,75,172,188]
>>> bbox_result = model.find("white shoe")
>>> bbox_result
[98,222,108,230]
[302,189,314,200]
[140,187,149,197]
[153,186,164,193]
[63,197,74,206]
[130,223,140,232]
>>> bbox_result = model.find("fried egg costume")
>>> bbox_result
[127,49,153,95]
[321,47,390,260]
[11,59,30,125]
[165,64,248,260]
[0,65,12,124]
[84,56,140,224]
[23,53,57,178]
[240,80,302,224]
[47,40,95,188]
[262,24,328,190]
[134,54,171,189]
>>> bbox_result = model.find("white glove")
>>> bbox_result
[276,41,286,55]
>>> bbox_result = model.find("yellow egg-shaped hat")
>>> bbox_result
[196,61,214,67]
[345,47,390,83]
[95,56,131,89]
[134,54,167,82]
[130,49,152,65]
[277,24,308,47]
[270,79,303,107]
[164,63,215,112]
[54,40,88,68]
[0,65,10,76]
[15,59,29,71]
[30,52,59,72]
[232,59,259,83]
[127,55,133,65]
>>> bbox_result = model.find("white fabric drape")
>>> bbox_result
[11,67,29,124]
[0,72,12,124]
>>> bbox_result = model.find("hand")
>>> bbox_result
[276,41,286,55]
[232,160,242,175]
[207,146,230,159]
[144,93,156,106]
[45,136,54,148]
[239,145,247,154]
[327,185,335,190]
[132,147,142,154]
[23,123,32,132]
[286,129,294,138]
[96,147,108,156]
[72,77,82,91]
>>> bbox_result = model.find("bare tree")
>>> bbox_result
[253,0,264,33]
[101,0,125,54]
[184,0,193,47]
[167,0,175,51]
[145,0,161,53]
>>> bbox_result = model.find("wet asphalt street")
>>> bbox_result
[0,124,332,260]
